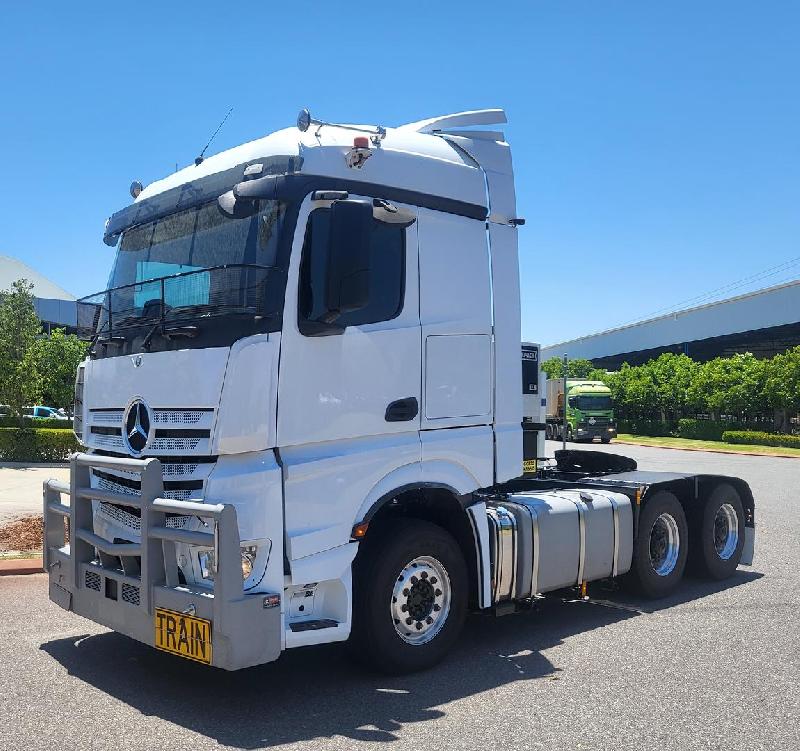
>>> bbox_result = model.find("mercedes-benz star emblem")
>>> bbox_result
[124,399,151,454]
[132,356,143,368]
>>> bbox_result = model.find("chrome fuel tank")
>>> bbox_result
[486,488,633,602]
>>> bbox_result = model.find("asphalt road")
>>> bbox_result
[1,443,798,751]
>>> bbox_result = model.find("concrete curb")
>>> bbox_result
[614,438,800,459]
[0,557,44,576]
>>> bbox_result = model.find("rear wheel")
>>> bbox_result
[348,518,468,673]
[694,483,745,580]
[628,491,688,598]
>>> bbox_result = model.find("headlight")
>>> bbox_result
[198,545,259,581]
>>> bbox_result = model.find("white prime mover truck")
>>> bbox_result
[43,109,755,673]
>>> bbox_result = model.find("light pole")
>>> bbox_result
[562,353,568,452]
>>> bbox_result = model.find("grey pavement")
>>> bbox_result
[0,443,798,751]
[0,465,69,524]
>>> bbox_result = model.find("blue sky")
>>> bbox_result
[1,2,798,345]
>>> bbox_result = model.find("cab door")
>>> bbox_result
[277,195,422,556]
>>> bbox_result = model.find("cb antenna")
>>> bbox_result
[195,106,234,166]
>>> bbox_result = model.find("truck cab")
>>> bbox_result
[44,109,754,674]
[547,379,617,443]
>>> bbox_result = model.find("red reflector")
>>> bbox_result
[353,136,369,148]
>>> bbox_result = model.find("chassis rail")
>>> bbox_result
[43,453,281,670]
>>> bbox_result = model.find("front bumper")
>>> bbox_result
[575,426,617,440]
[44,453,281,671]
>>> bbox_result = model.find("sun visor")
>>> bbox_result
[103,155,302,246]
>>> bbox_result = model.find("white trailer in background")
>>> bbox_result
[44,109,754,673]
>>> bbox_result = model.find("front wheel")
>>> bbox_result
[348,518,468,673]
[627,491,689,598]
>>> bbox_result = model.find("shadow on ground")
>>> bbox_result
[41,570,762,749]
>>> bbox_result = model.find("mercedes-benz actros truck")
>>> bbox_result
[43,109,755,673]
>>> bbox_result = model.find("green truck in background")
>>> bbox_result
[546,379,617,443]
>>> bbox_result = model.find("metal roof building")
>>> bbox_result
[542,279,800,368]
[0,255,77,330]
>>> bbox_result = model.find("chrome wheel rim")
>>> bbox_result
[649,512,680,576]
[714,503,739,560]
[390,555,451,645]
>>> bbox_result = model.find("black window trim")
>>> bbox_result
[297,204,408,337]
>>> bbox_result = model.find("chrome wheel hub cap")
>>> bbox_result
[391,555,451,645]
[714,503,739,560]
[649,512,680,576]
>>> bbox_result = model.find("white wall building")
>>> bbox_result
[542,279,800,367]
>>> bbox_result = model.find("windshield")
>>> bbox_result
[79,199,287,347]
[570,395,613,411]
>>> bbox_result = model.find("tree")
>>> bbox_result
[688,353,767,419]
[541,357,596,380]
[762,346,800,432]
[34,328,88,411]
[0,279,42,419]
[647,353,699,420]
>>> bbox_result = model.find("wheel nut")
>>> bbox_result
[430,577,437,584]
[403,588,409,596]
[435,589,442,596]
[420,571,428,579]
[433,604,441,612]
[410,576,418,584]
[426,616,433,624]
[406,617,413,625]
[401,604,408,612]
[415,622,422,630]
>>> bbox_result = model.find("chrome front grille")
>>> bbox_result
[86,406,213,455]
[152,410,206,425]
[150,437,203,452]
[91,457,213,535]
[97,501,192,532]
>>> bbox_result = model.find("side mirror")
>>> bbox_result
[319,199,372,323]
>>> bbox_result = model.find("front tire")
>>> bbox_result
[694,483,745,580]
[349,518,468,673]
[628,491,688,598]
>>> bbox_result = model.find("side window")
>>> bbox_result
[299,206,406,330]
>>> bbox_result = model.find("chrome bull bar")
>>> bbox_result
[42,452,281,670]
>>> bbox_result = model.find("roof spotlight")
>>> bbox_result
[297,108,312,132]
[130,181,143,199]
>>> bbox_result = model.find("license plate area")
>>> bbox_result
[154,607,212,664]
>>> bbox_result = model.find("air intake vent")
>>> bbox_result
[85,570,101,591]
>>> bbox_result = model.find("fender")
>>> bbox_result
[354,458,483,524]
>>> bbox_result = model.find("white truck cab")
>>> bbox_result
[44,110,755,673]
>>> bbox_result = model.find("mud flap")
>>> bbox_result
[50,581,72,611]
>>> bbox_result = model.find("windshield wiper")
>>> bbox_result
[142,322,202,351]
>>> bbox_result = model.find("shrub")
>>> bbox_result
[676,418,740,441]
[722,430,800,449]
[0,416,73,430]
[617,418,677,437]
[0,428,79,462]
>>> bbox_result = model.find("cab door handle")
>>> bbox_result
[385,397,419,422]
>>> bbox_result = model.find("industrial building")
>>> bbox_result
[542,278,800,369]
[0,255,77,331]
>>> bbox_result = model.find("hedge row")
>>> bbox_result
[617,419,677,437]
[0,416,73,429]
[676,418,743,441]
[0,428,79,462]
[722,430,800,449]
